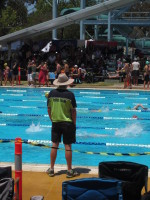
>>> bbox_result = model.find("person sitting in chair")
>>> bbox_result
[72,65,81,84]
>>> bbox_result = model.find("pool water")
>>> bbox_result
[0,88,150,167]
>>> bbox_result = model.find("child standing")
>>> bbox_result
[4,63,11,86]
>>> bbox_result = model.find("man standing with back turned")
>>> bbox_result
[46,73,79,178]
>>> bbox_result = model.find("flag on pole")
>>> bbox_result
[41,41,52,52]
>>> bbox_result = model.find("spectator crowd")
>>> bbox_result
[0,40,150,89]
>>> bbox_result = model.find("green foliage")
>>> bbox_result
[7,0,27,25]
[1,7,17,27]
[87,0,97,6]
[0,0,27,36]
[27,0,52,26]
[58,0,80,9]
[0,0,6,15]
[0,6,19,35]
[35,0,52,15]
[57,24,80,40]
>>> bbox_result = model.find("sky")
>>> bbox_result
[25,2,36,14]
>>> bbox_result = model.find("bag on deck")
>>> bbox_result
[99,161,148,200]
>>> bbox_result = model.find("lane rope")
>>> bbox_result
[6,90,27,92]
[0,113,140,119]
[1,105,150,113]
[1,139,150,156]
[1,113,150,120]
[4,124,150,131]
[118,93,139,95]
[0,123,117,129]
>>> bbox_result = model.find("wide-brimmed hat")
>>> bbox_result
[53,73,74,86]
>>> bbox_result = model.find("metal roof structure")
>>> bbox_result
[0,0,138,45]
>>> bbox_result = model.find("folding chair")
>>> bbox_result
[0,166,19,200]
[62,177,123,200]
[0,166,12,179]
[99,161,148,200]
[0,178,14,200]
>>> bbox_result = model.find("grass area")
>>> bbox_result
[72,82,116,88]
[18,81,123,88]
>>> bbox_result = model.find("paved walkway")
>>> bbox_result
[14,166,150,200]
[1,163,97,200]
[19,170,95,200]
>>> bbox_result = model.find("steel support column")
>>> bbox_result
[108,12,112,42]
[142,39,145,48]
[8,43,11,61]
[52,0,57,39]
[94,24,99,40]
[126,38,129,56]
[80,0,86,40]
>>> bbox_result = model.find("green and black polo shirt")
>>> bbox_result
[47,89,77,123]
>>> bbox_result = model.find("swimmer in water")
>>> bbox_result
[45,92,49,98]
[90,109,101,112]
[133,104,148,110]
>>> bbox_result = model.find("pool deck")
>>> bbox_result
[0,162,150,200]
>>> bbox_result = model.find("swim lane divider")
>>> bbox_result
[1,138,150,156]
[1,113,150,120]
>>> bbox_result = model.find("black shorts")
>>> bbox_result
[132,70,139,77]
[51,122,76,144]
[144,74,149,83]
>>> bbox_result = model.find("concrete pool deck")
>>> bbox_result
[0,162,150,200]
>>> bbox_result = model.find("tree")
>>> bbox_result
[0,0,27,36]
[27,0,52,26]
[0,6,18,36]
[0,0,6,15]
[7,0,27,25]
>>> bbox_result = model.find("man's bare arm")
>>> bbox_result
[48,107,52,121]
[71,108,76,126]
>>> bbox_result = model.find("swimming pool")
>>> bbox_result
[0,87,150,168]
